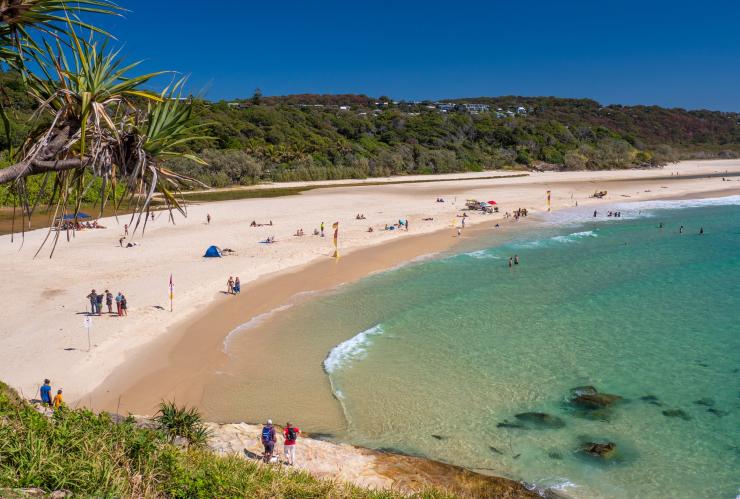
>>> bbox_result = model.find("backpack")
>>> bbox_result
[261,425,273,443]
[286,427,297,441]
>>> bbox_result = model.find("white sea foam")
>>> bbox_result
[323,324,384,374]
[550,230,598,243]
[222,304,294,352]
[464,249,502,259]
[544,195,740,226]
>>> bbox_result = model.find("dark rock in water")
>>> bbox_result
[512,453,521,459]
[571,392,623,410]
[570,385,598,397]
[707,408,729,417]
[431,434,446,440]
[693,398,715,407]
[497,420,527,429]
[581,441,617,459]
[489,446,503,455]
[662,409,691,421]
[640,395,661,404]
[308,433,335,441]
[548,451,563,460]
[696,361,709,368]
[515,412,566,429]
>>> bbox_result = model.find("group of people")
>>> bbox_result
[383,219,409,231]
[250,220,274,227]
[607,211,623,217]
[39,379,64,411]
[86,289,127,316]
[508,255,521,267]
[355,213,367,220]
[227,276,241,294]
[261,419,300,466]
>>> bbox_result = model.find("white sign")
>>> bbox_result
[83,316,92,329]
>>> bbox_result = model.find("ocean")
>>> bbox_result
[216,197,740,498]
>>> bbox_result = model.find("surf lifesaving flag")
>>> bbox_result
[332,221,339,258]
[169,274,174,312]
[547,190,551,211]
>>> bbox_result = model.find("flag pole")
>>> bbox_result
[169,274,174,312]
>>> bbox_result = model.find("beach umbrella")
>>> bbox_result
[60,213,92,220]
[487,201,497,205]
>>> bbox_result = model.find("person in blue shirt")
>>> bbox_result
[40,379,52,407]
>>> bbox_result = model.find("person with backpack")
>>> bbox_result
[261,419,276,463]
[283,422,300,466]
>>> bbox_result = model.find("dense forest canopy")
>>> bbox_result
[3,70,740,191]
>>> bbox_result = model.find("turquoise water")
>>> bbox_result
[253,198,740,497]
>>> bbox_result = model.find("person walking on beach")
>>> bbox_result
[227,276,234,295]
[593,210,597,217]
[283,422,300,466]
[87,289,98,315]
[261,419,277,463]
[124,224,129,236]
[234,277,241,294]
[207,213,211,225]
[320,222,325,237]
[120,294,128,316]
[52,389,63,411]
[105,290,113,314]
[40,379,52,407]
[115,292,123,316]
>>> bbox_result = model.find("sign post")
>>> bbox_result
[83,316,92,351]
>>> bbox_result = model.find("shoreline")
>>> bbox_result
[2,160,739,410]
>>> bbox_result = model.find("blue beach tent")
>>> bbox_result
[203,245,223,258]
[61,212,91,220]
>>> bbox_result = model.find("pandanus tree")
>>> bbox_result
[0,0,208,255]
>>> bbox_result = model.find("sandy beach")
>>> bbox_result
[1,159,739,414]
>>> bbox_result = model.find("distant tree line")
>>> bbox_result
[3,70,739,192]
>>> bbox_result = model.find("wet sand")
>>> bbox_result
[89,220,506,424]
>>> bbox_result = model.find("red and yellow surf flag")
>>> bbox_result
[546,190,551,211]
[332,221,339,258]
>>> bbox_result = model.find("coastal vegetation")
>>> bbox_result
[0,381,456,498]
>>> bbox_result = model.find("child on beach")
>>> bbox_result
[53,389,64,411]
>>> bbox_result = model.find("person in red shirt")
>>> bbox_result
[283,422,300,466]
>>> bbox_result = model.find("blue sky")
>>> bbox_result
[95,0,740,110]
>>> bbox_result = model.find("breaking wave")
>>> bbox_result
[323,324,384,374]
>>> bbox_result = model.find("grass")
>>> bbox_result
[0,382,456,498]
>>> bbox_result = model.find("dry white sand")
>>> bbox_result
[1,159,738,405]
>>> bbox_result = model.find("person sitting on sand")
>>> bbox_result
[368,227,374,232]
[251,220,257,227]
[269,220,273,226]
[261,419,277,463]
[53,389,64,411]
[313,228,319,236]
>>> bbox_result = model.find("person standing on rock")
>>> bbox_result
[283,422,300,466]
[261,419,277,463]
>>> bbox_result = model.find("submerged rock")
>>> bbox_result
[496,420,526,430]
[581,441,617,459]
[662,409,691,421]
[547,451,563,460]
[707,408,729,417]
[431,434,446,440]
[693,398,715,407]
[514,412,566,429]
[570,386,598,397]
[571,392,623,410]
[489,446,504,455]
[640,395,662,406]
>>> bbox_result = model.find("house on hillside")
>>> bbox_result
[461,103,490,114]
